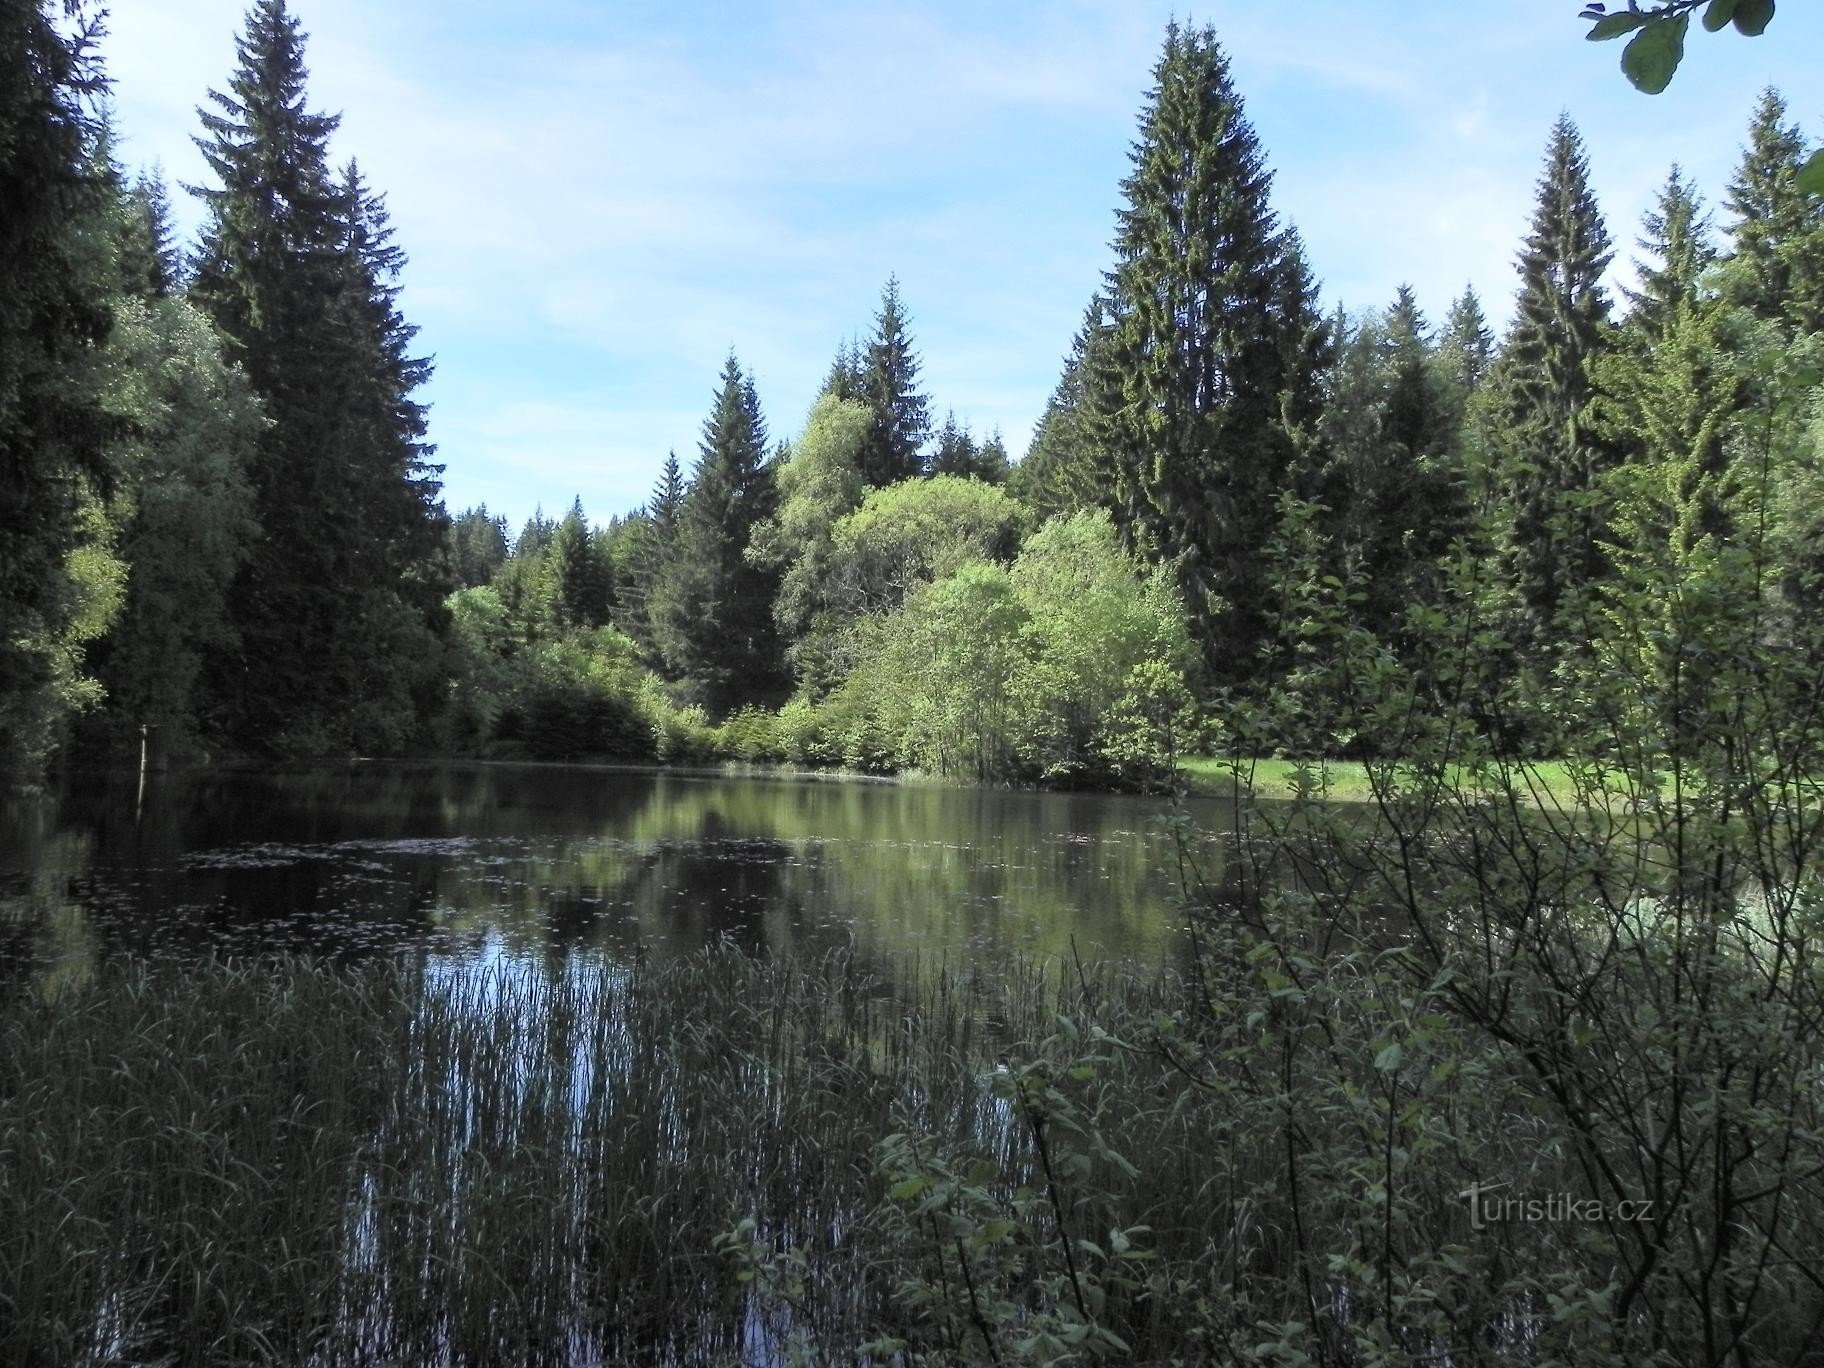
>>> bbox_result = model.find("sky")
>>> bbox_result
[98,0,1824,533]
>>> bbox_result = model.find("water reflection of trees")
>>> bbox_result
[4,763,1229,986]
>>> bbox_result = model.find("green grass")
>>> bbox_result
[1181,754,1605,806]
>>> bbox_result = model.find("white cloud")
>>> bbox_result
[96,0,1824,525]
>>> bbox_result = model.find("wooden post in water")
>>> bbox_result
[137,721,168,819]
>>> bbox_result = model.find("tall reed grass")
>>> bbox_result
[2,932,1819,1365]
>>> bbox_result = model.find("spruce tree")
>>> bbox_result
[496,508,556,634]
[551,497,612,629]
[1625,166,1712,343]
[651,356,788,713]
[927,412,1010,482]
[1085,20,1327,683]
[1495,115,1617,653]
[1439,287,1495,398]
[87,117,172,304]
[188,0,445,753]
[930,412,977,478]
[130,169,180,297]
[107,166,181,302]
[1379,287,1456,466]
[447,506,509,589]
[1012,299,1110,522]
[650,450,686,540]
[0,0,120,779]
[855,278,930,487]
[975,430,1012,484]
[1599,180,1742,554]
[1322,289,1465,649]
[1723,89,1822,333]
[616,452,685,653]
[819,339,866,404]
[334,159,446,591]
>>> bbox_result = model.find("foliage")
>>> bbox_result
[0,0,120,782]
[650,354,789,716]
[822,474,1021,619]
[1007,511,1202,786]
[1319,289,1470,655]
[1085,21,1329,688]
[746,392,870,673]
[1012,298,1111,526]
[929,411,1012,483]
[1722,90,1824,336]
[813,511,1199,786]
[1580,1,1778,93]
[445,505,508,590]
[442,591,722,763]
[188,0,449,756]
[855,276,931,487]
[1492,115,1617,663]
[86,296,262,756]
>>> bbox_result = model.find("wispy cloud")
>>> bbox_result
[99,0,1824,527]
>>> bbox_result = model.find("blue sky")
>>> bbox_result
[101,1,1824,533]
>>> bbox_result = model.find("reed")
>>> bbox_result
[2,935,1819,1365]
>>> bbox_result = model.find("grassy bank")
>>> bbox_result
[1180,754,1612,806]
[4,928,1821,1366]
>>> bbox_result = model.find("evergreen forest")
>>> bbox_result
[5,3,1823,797]
[17,5,1824,1364]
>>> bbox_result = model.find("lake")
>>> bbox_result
[1,761,1237,991]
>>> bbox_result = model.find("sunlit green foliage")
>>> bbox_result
[86,296,262,755]
[816,511,1198,785]
[746,392,870,680]
[822,474,1020,619]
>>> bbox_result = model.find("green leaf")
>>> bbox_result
[1621,15,1688,94]
[1702,0,1738,30]
[1375,1041,1404,1072]
[1798,149,1824,197]
[1732,0,1774,34]
[1587,11,1649,39]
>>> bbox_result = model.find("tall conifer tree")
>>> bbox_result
[1085,20,1327,682]
[652,356,788,713]
[1724,89,1822,334]
[551,497,612,629]
[1495,115,1616,651]
[1013,298,1110,522]
[619,451,687,655]
[855,278,930,487]
[650,451,686,540]
[447,507,508,589]
[188,0,445,753]
[819,339,866,404]
[1625,167,1712,342]
[1440,287,1495,399]
[0,0,120,779]
[1322,289,1465,648]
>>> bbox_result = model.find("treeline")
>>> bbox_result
[447,22,1824,782]
[7,5,1824,788]
[2,0,446,781]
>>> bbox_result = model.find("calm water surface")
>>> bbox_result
[1,762,1239,987]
